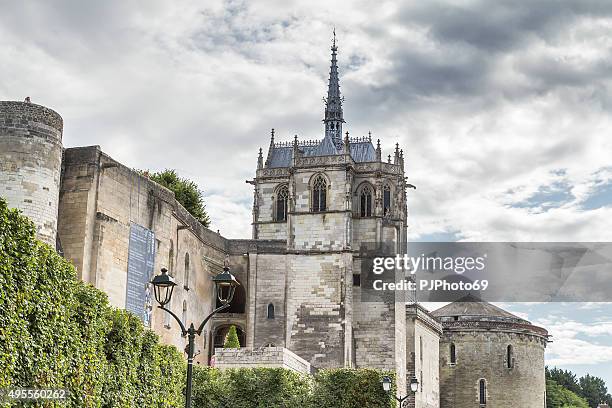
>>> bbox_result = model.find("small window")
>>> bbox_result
[267,303,275,319]
[479,379,487,405]
[168,240,174,274]
[360,185,373,217]
[184,253,190,290]
[419,336,423,362]
[450,343,456,365]
[182,300,188,326]
[353,274,361,287]
[312,175,327,212]
[507,345,514,368]
[383,184,391,215]
[275,185,289,222]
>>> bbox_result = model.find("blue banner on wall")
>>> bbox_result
[126,222,156,326]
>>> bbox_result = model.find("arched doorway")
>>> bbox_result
[212,324,246,352]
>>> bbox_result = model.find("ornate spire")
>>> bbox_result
[324,29,344,147]
[265,128,275,167]
[376,139,382,161]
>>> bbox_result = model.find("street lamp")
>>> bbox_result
[151,260,240,408]
[381,376,419,408]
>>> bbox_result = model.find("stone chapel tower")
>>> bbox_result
[249,34,410,390]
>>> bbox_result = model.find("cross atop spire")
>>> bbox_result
[324,29,344,147]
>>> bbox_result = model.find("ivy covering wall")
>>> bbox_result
[0,198,185,407]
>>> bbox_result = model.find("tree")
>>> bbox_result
[546,379,589,408]
[144,169,210,227]
[223,326,240,349]
[547,367,582,396]
[579,374,611,408]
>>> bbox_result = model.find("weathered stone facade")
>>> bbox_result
[0,101,63,246]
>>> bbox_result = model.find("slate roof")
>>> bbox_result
[267,137,376,168]
[431,295,529,324]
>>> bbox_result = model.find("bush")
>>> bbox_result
[311,369,395,408]
[0,198,185,407]
[223,325,240,349]
[191,366,395,408]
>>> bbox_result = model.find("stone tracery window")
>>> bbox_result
[275,185,289,222]
[312,175,327,212]
[360,185,373,217]
[383,184,391,216]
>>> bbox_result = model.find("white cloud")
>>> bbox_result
[1,1,612,243]
[534,317,612,365]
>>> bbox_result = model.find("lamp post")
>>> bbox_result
[151,259,239,408]
[381,376,419,408]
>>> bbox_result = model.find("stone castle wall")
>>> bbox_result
[57,145,229,364]
[439,328,546,408]
[0,101,63,246]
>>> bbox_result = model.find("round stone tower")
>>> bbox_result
[432,297,549,408]
[0,100,63,247]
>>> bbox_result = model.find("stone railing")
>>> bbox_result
[213,347,312,374]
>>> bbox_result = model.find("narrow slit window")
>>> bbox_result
[184,253,190,290]
[479,379,487,405]
[507,345,513,368]
[450,343,456,365]
[383,184,391,215]
[267,303,275,319]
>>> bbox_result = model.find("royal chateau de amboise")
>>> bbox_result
[0,36,550,408]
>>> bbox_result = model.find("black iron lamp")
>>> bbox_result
[150,259,240,408]
[213,259,239,305]
[382,375,419,407]
[151,267,176,307]
[382,376,392,393]
[409,377,419,393]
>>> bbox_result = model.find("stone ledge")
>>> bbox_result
[213,347,312,375]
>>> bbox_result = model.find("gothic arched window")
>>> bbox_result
[312,175,327,212]
[450,343,456,365]
[184,253,190,290]
[275,185,289,222]
[507,345,514,368]
[267,303,275,319]
[360,185,373,217]
[479,379,487,405]
[383,184,391,216]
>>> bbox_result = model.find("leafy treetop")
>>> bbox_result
[142,169,211,228]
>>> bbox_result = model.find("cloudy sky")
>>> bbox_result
[2,0,612,389]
